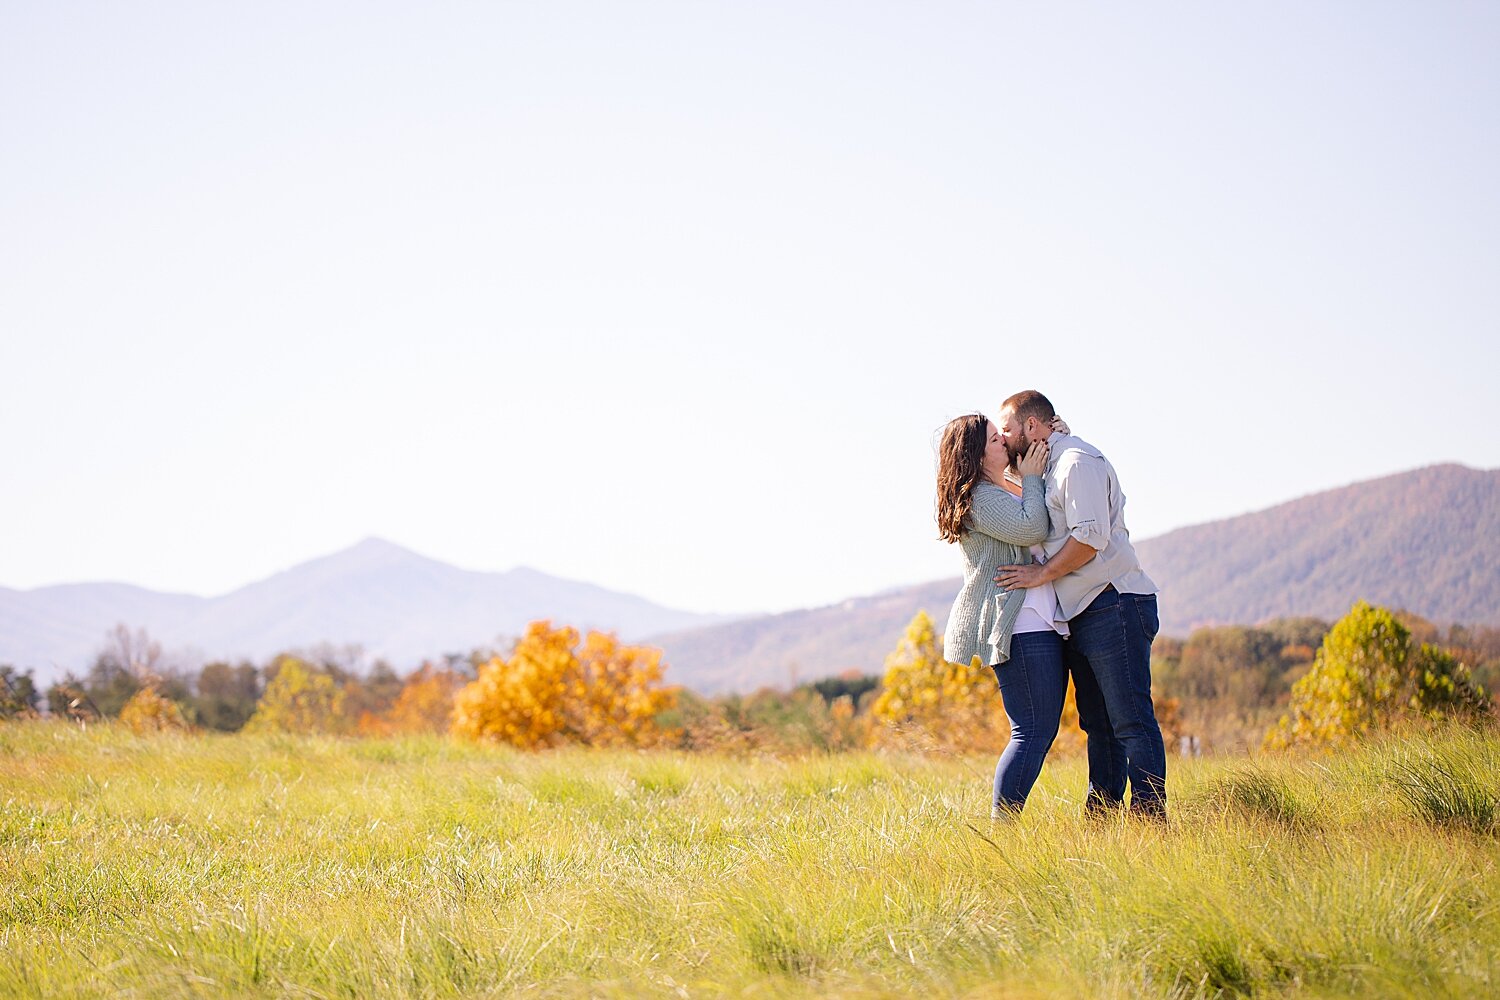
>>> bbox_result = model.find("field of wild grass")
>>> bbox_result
[2,723,1498,998]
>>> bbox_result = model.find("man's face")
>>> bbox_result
[997,406,1030,465]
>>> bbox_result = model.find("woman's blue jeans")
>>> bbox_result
[989,630,1067,812]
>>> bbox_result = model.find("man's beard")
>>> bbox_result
[1006,429,1031,471]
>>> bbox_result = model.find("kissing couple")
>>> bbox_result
[937,390,1167,820]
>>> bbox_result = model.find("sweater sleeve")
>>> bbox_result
[968,476,1049,546]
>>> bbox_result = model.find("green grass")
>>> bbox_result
[1382,730,1500,835]
[1,722,1497,998]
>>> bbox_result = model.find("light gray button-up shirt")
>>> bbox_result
[1038,431,1158,620]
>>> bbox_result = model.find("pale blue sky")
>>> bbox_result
[3,2,1497,615]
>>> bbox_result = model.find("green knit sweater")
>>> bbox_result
[941,474,1050,667]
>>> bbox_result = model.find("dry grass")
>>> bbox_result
[0,721,1496,997]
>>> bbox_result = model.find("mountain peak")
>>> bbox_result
[319,536,437,570]
[346,536,417,557]
[227,536,457,594]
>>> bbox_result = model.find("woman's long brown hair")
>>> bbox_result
[935,413,989,543]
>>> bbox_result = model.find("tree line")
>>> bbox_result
[868,602,1494,754]
[0,622,868,752]
[1152,610,1499,749]
[2,602,1493,753]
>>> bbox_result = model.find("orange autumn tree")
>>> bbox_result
[569,629,677,746]
[118,685,191,734]
[451,621,678,749]
[363,663,466,735]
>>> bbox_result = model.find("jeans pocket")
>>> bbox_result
[1081,587,1121,616]
[1134,596,1160,643]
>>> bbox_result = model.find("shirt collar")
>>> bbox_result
[1043,429,1064,473]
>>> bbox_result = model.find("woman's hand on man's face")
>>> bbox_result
[1016,440,1049,478]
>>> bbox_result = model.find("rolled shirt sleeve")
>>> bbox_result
[1058,454,1113,551]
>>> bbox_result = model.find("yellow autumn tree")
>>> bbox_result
[245,657,346,735]
[451,621,677,749]
[1265,601,1490,750]
[870,610,1005,752]
[118,686,191,734]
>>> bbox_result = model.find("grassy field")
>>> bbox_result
[1,723,1497,998]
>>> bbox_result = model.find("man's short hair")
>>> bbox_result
[1001,390,1055,428]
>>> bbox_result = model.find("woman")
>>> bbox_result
[937,413,1071,815]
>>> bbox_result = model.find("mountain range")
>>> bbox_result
[4,464,1495,693]
[0,538,725,686]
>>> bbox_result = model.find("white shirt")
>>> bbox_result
[1012,546,1070,636]
[1039,432,1158,620]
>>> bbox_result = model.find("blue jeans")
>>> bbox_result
[989,630,1067,812]
[1065,588,1167,817]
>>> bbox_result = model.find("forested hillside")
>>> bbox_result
[1136,463,1498,630]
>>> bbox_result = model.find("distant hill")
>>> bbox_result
[650,464,1500,693]
[1135,463,1499,630]
[0,538,727,685]
[646,580,956,694]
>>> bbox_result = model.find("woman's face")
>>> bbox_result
[981,422,1009,480]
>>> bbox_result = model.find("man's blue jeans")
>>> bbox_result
[1064,587,1167,817]
[989,630,1067,812]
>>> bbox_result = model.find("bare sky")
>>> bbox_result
[3,1,1497,615]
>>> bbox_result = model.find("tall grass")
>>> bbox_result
[1382,725,1499,834]
[1199,765,1313,830]
[0,721,1496,997]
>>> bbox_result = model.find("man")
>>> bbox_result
[992,390,1167,818]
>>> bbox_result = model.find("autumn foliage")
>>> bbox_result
[451,622,678,749]
[118,686,191,734]
[368,664,466,735]
[870,611,1007,752]
[58,614,1201,756]
[244,657,347,735]
[1265,601,1491,750]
